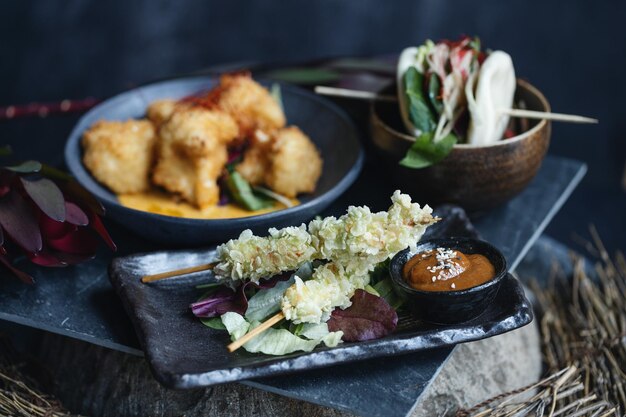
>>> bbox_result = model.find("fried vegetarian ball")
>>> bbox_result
[237,126,322,198]
[82,119,156,194]
[264,127,322,198]
[216,73,286,135]
[235,130,273,185]
[152,107,239,208]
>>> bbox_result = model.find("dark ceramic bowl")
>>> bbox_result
[389,237,507,324]
[370,79,551,212]
[65,76,364,246]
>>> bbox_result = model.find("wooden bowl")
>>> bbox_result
[370,79,551,212]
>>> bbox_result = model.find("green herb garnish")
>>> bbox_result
[399,132,457,169]
[201,317,227,330]
[404,67,437,133]
[225,171,274,211]
[427,73,444,116]
[270,84,284,112]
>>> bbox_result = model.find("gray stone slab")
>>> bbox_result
[0,156,585,417]
[236,156,586,417]
[411,321,541,417]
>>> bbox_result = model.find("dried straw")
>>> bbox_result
[457,227,625,417]
[0,336,77,417]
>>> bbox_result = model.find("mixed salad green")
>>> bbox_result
[397,36,516,168]
[192,260,403,355]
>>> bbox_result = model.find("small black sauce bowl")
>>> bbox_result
[389,237,507,325]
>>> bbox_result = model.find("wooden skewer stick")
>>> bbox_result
[227,312,285,352]
[141,262,217,283]
[314,86,598,124]
[500,108,598,124]
[314,86,397,102]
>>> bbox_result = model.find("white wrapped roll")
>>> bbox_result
[466,51,516,146]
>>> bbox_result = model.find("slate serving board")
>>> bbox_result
[109,206,532,388]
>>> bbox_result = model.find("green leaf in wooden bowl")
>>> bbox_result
[399,132,457,169]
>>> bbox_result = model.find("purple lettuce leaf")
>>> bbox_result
[191,273,291,318]
[327,289,398,342]
[191,287,247,317]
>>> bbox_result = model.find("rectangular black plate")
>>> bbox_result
[109,206,533,388]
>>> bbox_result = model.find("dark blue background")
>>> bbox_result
[1,0,623,251]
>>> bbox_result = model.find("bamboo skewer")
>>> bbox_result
[314,86,397,102]
[500,108,598,124]
[141,260,287,351]
[141,261,286,352]
[314,85,598,124]
[141,262,217,283]
[227,312,285,352]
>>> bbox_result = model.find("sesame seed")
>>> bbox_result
[451,283,456,289]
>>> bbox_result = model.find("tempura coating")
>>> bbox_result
[146,99,181,127]
[264,126,323,198]
[153,144,228,208]
[159,106,238,156]
[216,74,286,135]
[82,119,156,194]
[152,107,238,207]
[235,130,273,185]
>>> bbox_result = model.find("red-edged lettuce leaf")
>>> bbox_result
[190,273,290,318]
[327,289,398,342]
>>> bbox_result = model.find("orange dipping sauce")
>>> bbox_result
[402,247,495,292]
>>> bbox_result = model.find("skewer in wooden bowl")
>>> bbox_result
[314,86,598,124]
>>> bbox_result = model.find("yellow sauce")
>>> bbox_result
[118,189,298,219]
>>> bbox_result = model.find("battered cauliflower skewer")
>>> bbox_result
[282,262,371,324]
[214,191,437,323]
[214,225,316,285]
